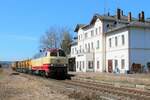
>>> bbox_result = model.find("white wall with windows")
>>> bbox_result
[72,10,150,73]
[75,18,104,72]
[71,44,77,58]
[106,30,129,73]
[106,27,150,73]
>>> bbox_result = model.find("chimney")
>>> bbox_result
[121,10,124,16]
[138,13,141,21]
[128,12,132,22]
[117,8,121,20]
[141,11,145,22]
[107,12,110,16]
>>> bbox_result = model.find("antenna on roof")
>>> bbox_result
[116,0,120,9]
[104,0,108,15]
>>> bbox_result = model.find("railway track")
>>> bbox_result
[13,72,150,100]
[63,80,150,100]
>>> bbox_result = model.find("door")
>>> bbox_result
[108,60,113,73]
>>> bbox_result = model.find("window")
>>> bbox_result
[121,59,125,69]
[88,43,90,52]
[122,35,125,45]
[97,40,100,49]
[75,48,77,54]
[115,60,118,69]
[109,38,112,48]
[83,61,84,69]
[45,52,48,57]
[80,45,81,53]
[72,48,74,54]
[50,51,57,56]
[85,44,87,48]
[99,27,101,34]
[95,28,98,35]
[88,61,94,69]
[91,42,94,49]
[79,61,81,71]
[115,37,118,46]
[91,30,94,37]
[88,61,91,69]
[59,50,66,57]
[91,61,94,68]
[85,33,88,38]
[76,62,78,69]
[97,61,99,69]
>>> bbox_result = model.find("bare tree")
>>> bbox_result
[60,27,72,55]
[40,27,59,49]
[40,26,72,55]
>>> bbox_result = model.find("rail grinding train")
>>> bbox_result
[11,48,68,79]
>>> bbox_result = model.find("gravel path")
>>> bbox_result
[0,68,111,100]
[2,68,147,100]
[0,68,73,100]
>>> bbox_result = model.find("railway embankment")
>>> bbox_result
[69,72,150,91]
[0,68,116,100]
[1,68,150,100]
[0,68,72,100]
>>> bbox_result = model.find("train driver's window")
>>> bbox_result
[59,50,66,57]
[50,51,57,56]
[45,52,47,57]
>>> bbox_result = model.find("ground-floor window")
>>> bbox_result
[83,61,84,69]
[121,59,125,69]
[76,62,78,69]
[88,61,94,69]
[88,61,90,69]
[80,61,82,70]
[97,61,99,69]
[115,60,118,69]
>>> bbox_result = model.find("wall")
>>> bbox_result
[106,29,129,73]
[129,27,150,68]
[76,18,104,72]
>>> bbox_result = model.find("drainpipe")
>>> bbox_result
[102,23,106,72]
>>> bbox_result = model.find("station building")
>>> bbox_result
[71,9,150,73]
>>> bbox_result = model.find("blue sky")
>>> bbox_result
[0,0,150,61]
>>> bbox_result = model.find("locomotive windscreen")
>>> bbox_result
[58,50,66,57]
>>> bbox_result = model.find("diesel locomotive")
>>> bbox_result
[12,48,68,79]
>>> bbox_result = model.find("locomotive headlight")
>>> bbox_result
[51,64,54,66]
[64,64,67,66]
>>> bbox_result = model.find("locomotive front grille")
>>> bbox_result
[50,64,67,68]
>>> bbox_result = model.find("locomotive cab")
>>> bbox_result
[45,49,68,78]
[31,48,68,79]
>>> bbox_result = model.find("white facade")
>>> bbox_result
[72,11,150,73]
[106,26,150,73]
[71,43,77,58]
[106,29,130,73]
[75,19,104,72]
